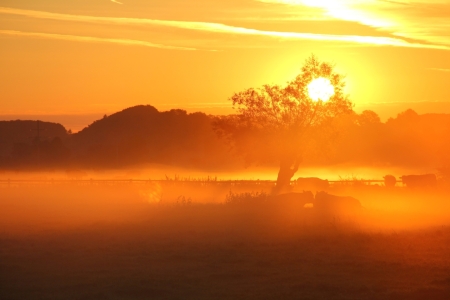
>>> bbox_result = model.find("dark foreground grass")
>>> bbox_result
[1,205,450,300]
[1,185,450,299]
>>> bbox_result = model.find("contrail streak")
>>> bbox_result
[0,6,448,50]
[0,30,197,50]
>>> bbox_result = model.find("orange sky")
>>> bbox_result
[1,0,450,131]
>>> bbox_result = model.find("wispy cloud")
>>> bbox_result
[429,68,450,73]
[256,0,450,47]
[111,0,123,4]
[0,6,448,50]
[0,30,197,50]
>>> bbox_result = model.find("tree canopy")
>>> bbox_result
[214,55,354,193]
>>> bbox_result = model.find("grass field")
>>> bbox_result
[1,183,450,299]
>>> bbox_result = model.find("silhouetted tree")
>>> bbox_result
[358,110,381,126]
[330,110,385,165]
[214,55,353,194]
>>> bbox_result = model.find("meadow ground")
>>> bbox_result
[1,182,450,300]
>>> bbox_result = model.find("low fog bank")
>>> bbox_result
[2,173,450,236]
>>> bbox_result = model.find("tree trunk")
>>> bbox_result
[272,157,300,195]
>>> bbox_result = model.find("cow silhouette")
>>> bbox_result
[383,175,397,188]
[314,191,362,215]
[269,191,314,207]
[296,177,329,192]
[400,174,437,188]
[267,191,315,222]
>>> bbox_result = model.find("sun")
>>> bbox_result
[307,77,335,102]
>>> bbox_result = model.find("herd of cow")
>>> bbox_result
[295,173,438,191]
[276,173,438,216]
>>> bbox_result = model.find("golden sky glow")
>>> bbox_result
[1,0,450,130]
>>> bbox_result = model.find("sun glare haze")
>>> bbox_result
[307,77,335,101]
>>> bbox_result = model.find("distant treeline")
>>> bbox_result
[326,109,450,168]
[0,105,449,170]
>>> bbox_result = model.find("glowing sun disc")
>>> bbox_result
[307,77,335,101]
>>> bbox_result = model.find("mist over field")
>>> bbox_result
[2,172,450,299]
[2,169,450,233]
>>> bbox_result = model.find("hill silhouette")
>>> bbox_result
[69,105,238,169]
[0,120,69,168]
[0,120,68,145]
[0,106,450,171]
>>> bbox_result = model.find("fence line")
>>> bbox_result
[0,179,396,187]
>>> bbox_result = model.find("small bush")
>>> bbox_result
[176,195,192,206]
[224,191,268,205]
